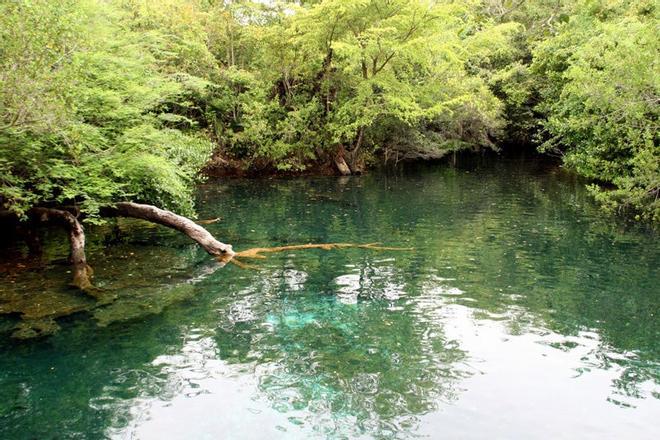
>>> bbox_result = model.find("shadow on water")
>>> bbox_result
[0,155,658,439]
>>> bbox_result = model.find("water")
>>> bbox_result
[0,156,658,439]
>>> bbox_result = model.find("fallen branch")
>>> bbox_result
[196,217,222,225]
[226,242,413,268]
[16,203,234,296]
[105,202,234,257]
[15,203,411,299]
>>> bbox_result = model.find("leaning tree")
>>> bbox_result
[0,0,238,291]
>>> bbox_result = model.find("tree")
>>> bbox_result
[532,0,659,221]
[0,0,234,290]
[212,0,513,172]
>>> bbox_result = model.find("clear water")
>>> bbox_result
[1,157,658,439]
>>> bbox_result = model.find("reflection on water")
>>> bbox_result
[0,157,658,439]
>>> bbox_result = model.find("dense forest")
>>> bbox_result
[1,0,658,229]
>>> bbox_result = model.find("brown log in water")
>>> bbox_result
[106,202,235,257]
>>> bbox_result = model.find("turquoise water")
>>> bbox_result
[1,157,658,439]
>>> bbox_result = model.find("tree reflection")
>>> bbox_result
[0,157,658,439]
[211,260,470,438]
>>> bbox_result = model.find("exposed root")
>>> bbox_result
[220,242,413,269]
[71,265,115,303]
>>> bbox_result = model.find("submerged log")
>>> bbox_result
[234,242,411,259]
[196,217,222,225]
[12,202,412,318]
[105,202,234,257]
[1,233,412,337]
[229,242,413,268]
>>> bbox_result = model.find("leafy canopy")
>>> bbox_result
[0,0,657,222]
[0,0,212,220]
[532,0,659,221]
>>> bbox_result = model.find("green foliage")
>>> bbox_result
[210,0,513,169]
[473,0,658,221]
[532,0,659,221]
[472,0,575,146]
[0,0,658,222]
[0,0,212,220]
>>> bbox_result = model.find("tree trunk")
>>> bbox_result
[105,202,235,258]
[346,127,365,174]
[334,146,352,176]
[15,203,234,296]
[29,207,93,290]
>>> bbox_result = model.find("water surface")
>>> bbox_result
[1,157,658,439]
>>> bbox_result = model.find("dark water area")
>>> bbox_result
[0,156,658,439]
